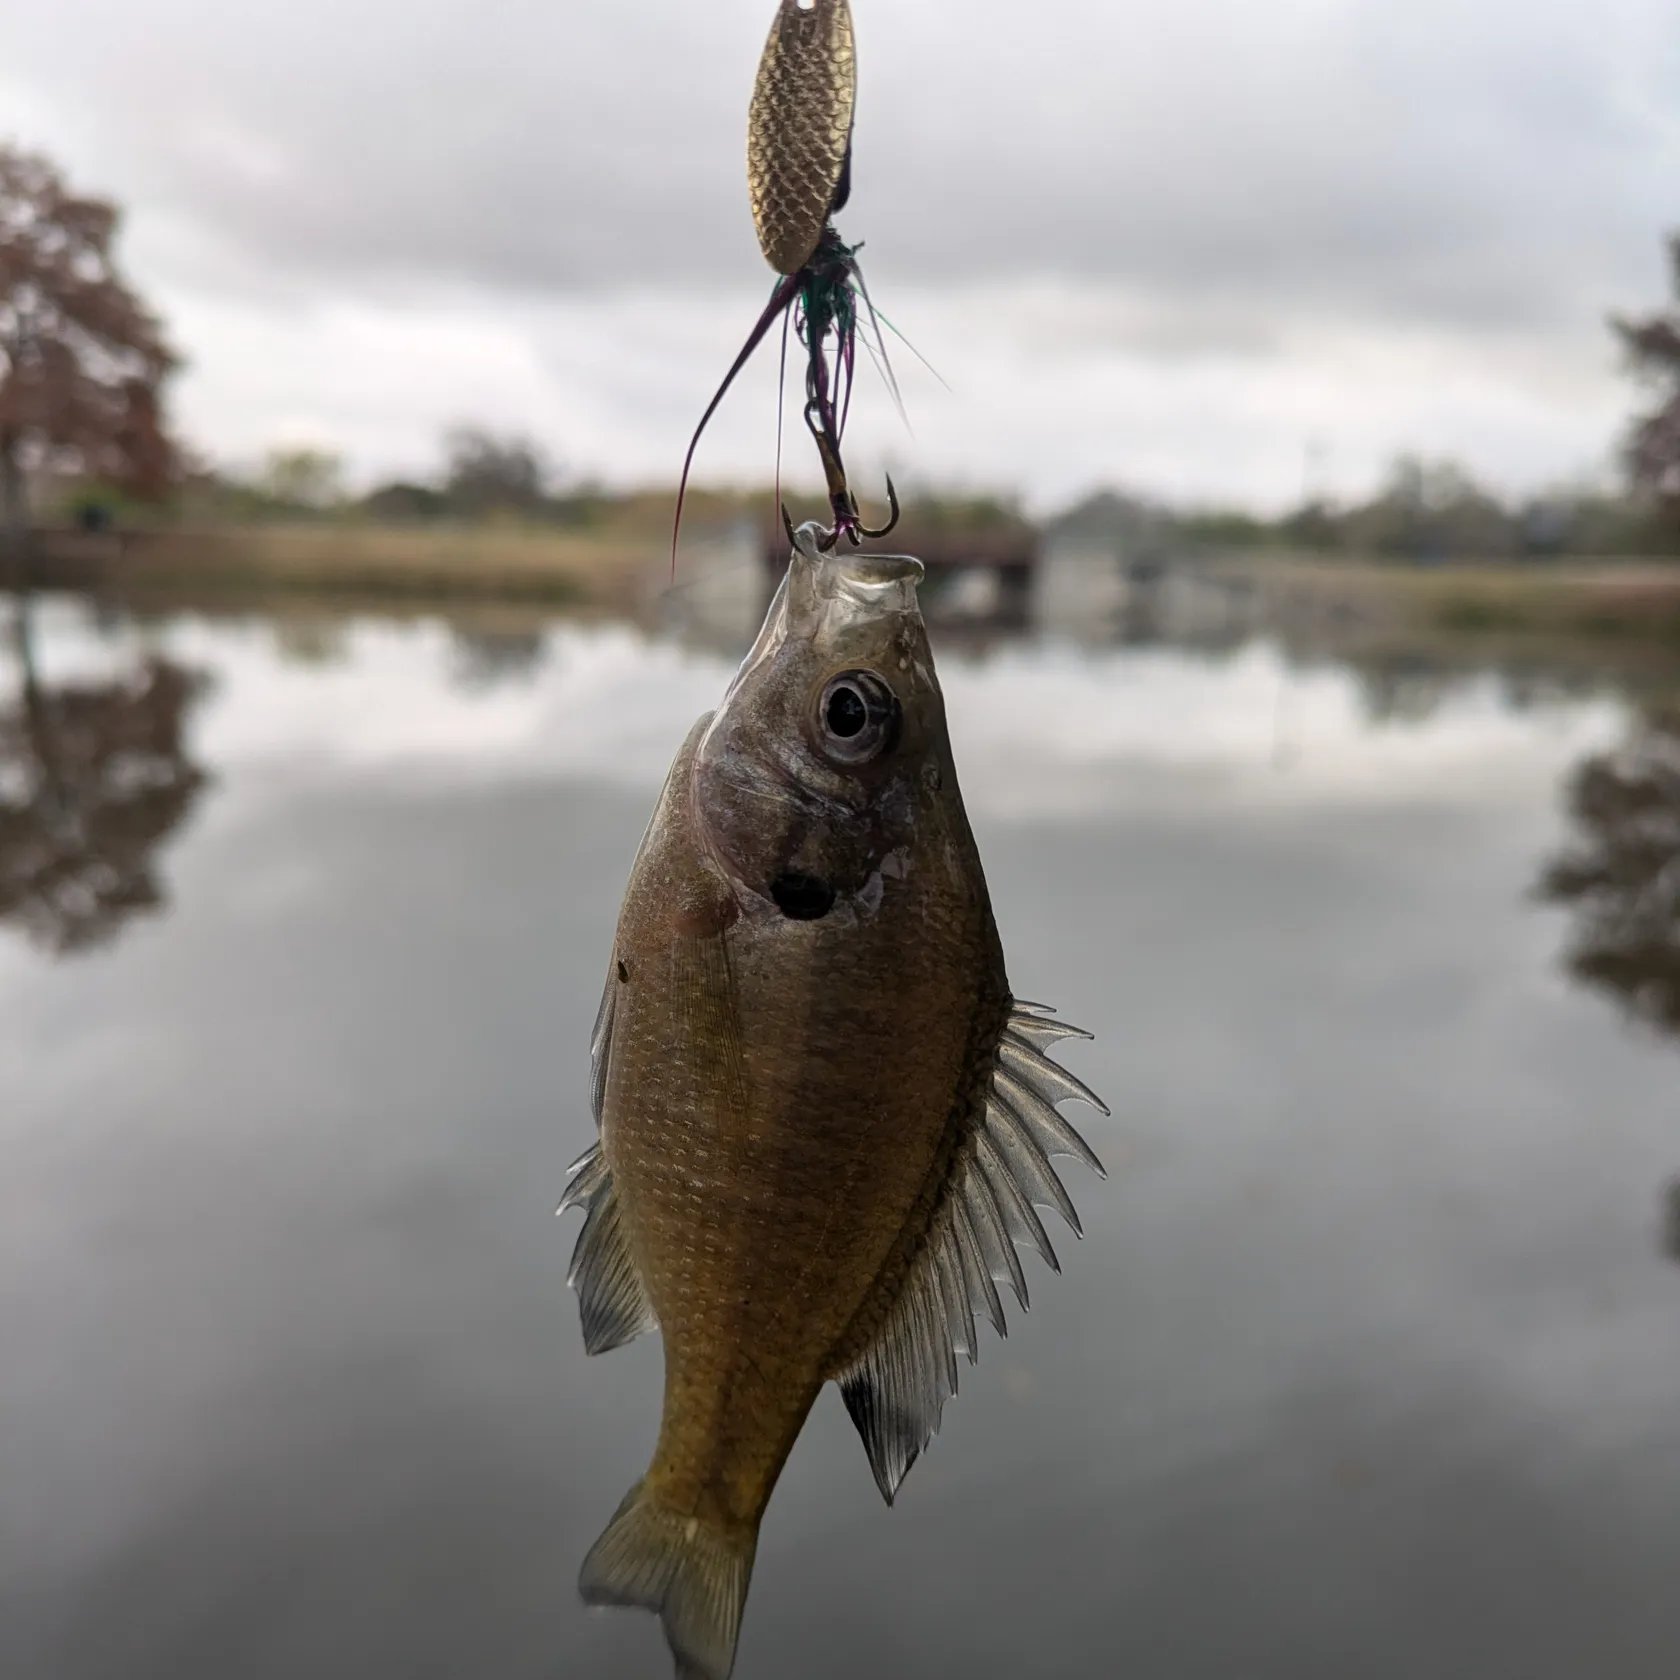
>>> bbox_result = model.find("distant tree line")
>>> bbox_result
[190,426,616,528]
[362,427,566,522]
[1059,454,1680,566]
[1060,242,1680,564]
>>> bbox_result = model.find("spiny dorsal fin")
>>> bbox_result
[835,1000,1106,1504]
[589,963,617,1128]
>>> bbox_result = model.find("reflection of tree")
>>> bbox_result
[1350,654,1598,730]
[1540,709,1680,1270]
[1353,655,1460,725]
[0,594,209,952]
[449,625,546,690]
[272,615,349,668]
[1664,1178,1680,1266]
[1538,709,1680,1033]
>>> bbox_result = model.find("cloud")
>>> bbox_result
[17,0,1679,319]
[149,275,1629,510]
[10,0,1679,502]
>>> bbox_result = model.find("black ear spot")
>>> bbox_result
[770,872,836,921]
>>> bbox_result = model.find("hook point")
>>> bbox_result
[857,473,901,541]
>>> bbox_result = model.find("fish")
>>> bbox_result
[561,525,1106,1680]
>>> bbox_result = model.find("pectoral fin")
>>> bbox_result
[835,1000,1106,1503]
[559,1143,658,1355]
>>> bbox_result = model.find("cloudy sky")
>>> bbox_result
[9,0,1680,511]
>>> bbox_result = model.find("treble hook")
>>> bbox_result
[780,472,899,555]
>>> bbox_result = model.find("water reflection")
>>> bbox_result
[0,592,209,953]
[1538,707,1680,1035]
[448,624,547,690]
[1537,705,1680,1270]
[1664,1179,1680,1266]
[271,615,351,668]
[7,592,1680,1680]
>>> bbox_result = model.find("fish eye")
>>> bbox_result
[815,670,899,765]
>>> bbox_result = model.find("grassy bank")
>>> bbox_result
[1421,566,1680,641]
[25,523,1680,655]
[26,523,674,610]
[1207,552,1680,645]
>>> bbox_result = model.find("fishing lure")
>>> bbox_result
[673,0,899,565]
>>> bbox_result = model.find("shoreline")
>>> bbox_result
[18,523,672,611]
[12,524,1680,651]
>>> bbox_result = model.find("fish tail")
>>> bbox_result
[579,1480,757,1680]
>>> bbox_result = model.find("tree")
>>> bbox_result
[1612,235,1680,524]
[1339,456,1516,561]
[359,479,448,522]
[0,143,180,546]
[442,426,549,516]
[258,444,345,510]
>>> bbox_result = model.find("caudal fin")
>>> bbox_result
[579,1481,757,1680]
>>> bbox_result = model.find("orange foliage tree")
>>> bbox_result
[0,142,180,537]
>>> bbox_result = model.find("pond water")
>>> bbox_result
[4,595,1680,1679]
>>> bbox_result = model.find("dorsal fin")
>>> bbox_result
[834,1000,1107,1503]
[588,961,618,1126]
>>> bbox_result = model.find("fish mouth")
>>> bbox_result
[769,872,837,920]
[783,522,925,634]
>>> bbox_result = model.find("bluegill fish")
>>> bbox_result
[562,528,1105,1679]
